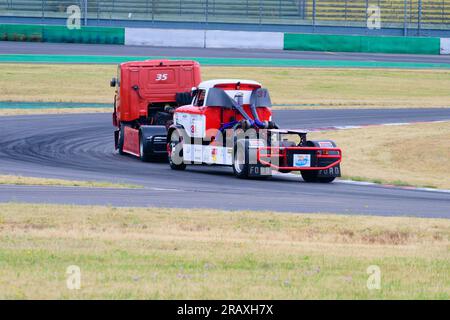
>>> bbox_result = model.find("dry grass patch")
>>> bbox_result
[0,108,110,116]
[0,203,448,299]
[0,175,141,189]
[204,67,450,108]
[1,63,450,108]
[310,121,450,189]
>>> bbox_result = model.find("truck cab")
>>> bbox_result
[111,59,201,161]
[173,79,273,140]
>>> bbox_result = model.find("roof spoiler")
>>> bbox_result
[205,87,272,108]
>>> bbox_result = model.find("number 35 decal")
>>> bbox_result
[156,73,168,81]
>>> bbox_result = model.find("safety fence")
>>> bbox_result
[2,23,449,54]
[1,1,449,34]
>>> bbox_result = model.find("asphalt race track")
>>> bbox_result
[1,109,449,218]
[2,41,450,64]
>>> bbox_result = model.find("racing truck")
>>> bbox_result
[111,59,201,161]
[167,79,342,182]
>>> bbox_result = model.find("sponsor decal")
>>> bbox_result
[175,113,205,138]
[318,141,333,148]
[248,139,265,148]
[293,154,311,167]
[211,148,217,162]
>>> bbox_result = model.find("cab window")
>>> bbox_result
[194,89,206,107]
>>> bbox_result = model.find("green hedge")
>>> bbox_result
[284,33,441,55]
[0,24,125,45]
[0,24,43,42]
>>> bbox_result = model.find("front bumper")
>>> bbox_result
[257,146,342,174]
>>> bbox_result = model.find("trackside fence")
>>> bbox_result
[1,1,449,36]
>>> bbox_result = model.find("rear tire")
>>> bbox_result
[168,130,186,170]
[117,126,125,155]
[139,132,152,162]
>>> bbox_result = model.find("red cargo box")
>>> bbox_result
[115,59,201,123]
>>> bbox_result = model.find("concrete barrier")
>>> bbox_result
[440,38,450,54]
[125,28,205,47]
[205,30,283,50]
[1,24,449,56]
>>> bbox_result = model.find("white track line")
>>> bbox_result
[337,179,450,194]
[302,119,450,194]
[306,119,450,132]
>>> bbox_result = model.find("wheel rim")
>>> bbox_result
[169,131,182,164]
[234,147,245,173]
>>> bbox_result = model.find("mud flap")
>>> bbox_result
[245,139,272,178]
[318,165,341,178]
[309,140,341,178]
[248,165,272,177]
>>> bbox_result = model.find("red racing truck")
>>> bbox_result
[111,60,341,182]
[111,59,201,161]
[167,79,342,182]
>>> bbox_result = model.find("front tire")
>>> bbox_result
[301,170,318,182]
[168,130,186,170]
[318,177,335,183]
[301,170,336,183]
[232,144,249,178]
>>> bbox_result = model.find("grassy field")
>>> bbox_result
[0,108,110,116]
[310,121,450,189]
[0,175,141,189]
[1,63,450,108]
[0,203,448,299]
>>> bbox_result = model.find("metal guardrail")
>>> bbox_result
[1,0,449,34]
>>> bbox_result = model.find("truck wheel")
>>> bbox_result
[168,130,186,170]
[232,144,249,178]
[117,127,125,155]
[301,171,335,183]
[319,177,335,183]
[139,132,151,162]
[301,170,318,182]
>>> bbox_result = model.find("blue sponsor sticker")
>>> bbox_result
[293,154,311,167]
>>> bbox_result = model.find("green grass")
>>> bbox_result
[1,64,450,109]
[2,54,450,69]
[310,121,450,190]
[0,175,142,189]
[0,203,448,299]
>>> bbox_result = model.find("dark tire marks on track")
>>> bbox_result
[0,109,449,218]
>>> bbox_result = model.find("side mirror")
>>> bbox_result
[110,77,117,87]
[191,86,198,97]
